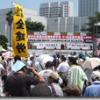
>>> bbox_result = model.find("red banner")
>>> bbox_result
[28,35,93,42]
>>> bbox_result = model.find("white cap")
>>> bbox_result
[91,71,100,80]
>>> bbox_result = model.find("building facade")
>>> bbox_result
[39,1,73,17]
[0,8,47,45]
[73,0,100,17]
[47,17,88,33]
[39,0,100,33]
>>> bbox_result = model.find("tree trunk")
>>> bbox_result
[9,25,12,47]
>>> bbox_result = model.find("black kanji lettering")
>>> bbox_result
[16,19,24,29]
[16,43,26,53]
[15,7,23,17]
[16,31,25,41]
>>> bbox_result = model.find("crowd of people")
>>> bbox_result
[0,51,100,97]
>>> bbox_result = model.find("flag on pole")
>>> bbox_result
[12,3,28,57]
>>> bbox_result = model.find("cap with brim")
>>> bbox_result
[12,60,26,72]
[49,72,59,80]
[91,71,100,80]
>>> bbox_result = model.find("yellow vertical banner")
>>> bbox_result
[12,4,28,57]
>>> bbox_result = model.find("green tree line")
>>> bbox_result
[6,9,45,34]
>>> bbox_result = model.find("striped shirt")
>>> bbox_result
[67,65,88,91]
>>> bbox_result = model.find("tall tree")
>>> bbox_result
[83,12,100,56]
[6,10,45,37]
[0,35,8,49]
[6,10,13,46]
[6,10,13,29]
[26,20,45,32]
[84,12,100,37]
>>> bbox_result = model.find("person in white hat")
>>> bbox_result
[84,71,100,97]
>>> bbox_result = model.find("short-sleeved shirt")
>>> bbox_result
[30,83,52,97]
[84,81,100,97]
[67,65,88,91]
[48,83,63,97]
[57,62,69,73]
[39,69,63,84]
[4,73,39,96]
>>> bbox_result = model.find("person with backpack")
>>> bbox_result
[48,71,63,97]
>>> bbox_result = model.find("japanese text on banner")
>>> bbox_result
[12,4,28,57]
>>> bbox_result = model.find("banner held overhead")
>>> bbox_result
[12,3,28,57]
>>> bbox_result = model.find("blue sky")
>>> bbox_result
[0,0,68,11]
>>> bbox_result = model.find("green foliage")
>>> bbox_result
[6,10,13,45]
[0,35,8,49]
[84,12,100,36]
[6,10,45,34]
[6,10,13,26]
[26,20,45,32]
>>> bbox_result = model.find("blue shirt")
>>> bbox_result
[84,81,100,97]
